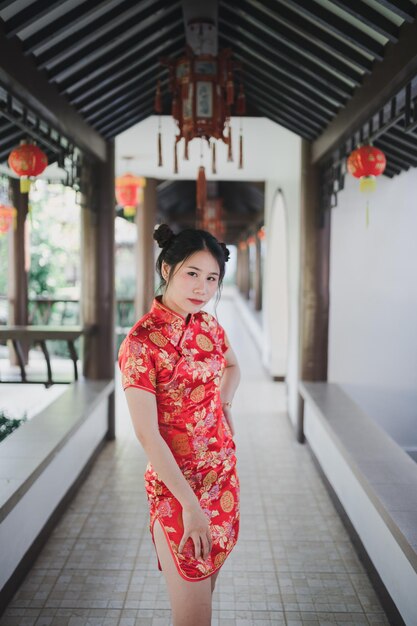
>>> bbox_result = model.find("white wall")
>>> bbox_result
[262,139,302,428]
[117,116,302,427]
[329,168,417,390]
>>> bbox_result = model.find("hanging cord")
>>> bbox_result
[239,117,243,169]
[157,115,162,167]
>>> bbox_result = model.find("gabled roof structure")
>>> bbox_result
[0,0,416,197]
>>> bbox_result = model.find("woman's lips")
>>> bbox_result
[188,298,204,305]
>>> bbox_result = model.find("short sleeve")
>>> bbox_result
[118,334,156,394]
[216,323,230,354]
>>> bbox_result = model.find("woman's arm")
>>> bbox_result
[219,343,241,436]
[124,387,211,559]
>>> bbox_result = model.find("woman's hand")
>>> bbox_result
[222,405,235,436]
[179,503,212,560]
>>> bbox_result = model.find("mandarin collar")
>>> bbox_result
[150,296,195,329]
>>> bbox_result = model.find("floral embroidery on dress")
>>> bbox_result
[118,296,239,581]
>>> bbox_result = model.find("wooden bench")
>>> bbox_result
[0,378,114,608]
[0,325,95,387]
[299,381,417,626]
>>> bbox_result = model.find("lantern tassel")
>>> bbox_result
[154,80,162,114]
[239,132,243,169]
[212,142,217,174]
[171,94,179,119]
[158,129,163,167]
[226,73,234,105]
[227,124,233,162]
[20,177,31,194]
[184,137,189,161]
[174,140,178,174]
[236,84,246,116]
[196,166,207,211]
[359,176,376,193]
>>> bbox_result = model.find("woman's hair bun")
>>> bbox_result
[153,223,176,249]
[219,242,230,262]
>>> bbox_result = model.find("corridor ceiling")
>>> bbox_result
[0,0,417,178]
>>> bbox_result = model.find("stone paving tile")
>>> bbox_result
[0,299,392,626]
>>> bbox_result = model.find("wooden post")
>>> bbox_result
[297,139,331,442]
[8,178,29,363]
[135,178,157,319]
[236,247,242,292]
[242,247,250,300]
[81,140,116,439]
[254,236,262,311]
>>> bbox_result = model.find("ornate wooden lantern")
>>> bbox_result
[197,198,225,240]
[8,141,48,193]
[155,43,245,210]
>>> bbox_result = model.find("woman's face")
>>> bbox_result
[162,249,221,318]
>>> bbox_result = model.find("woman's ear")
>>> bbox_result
[161,261,169,281]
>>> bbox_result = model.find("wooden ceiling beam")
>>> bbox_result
[312,18,417,164]
[23,0,147,55]
[330,0,399,43]
[221,0,362,84]
[283,0,385,59]
[229,47,340,116]
[220,18,352,102]
[0,21,106,161]
[245,0,373,73]
[52,13,183,91]
[376,0,416,23]
[3,0,63,37]
[70,38,182,109]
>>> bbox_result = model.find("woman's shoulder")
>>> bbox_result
[119,313,160,357]
[195,309,224,335]
[127,312,155,340]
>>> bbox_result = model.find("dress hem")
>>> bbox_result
[150,514,234,582]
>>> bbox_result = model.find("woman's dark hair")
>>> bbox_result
[153,223,230,297]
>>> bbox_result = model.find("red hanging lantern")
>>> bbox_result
[347,144,386,193]
[8,141,48,193]
[257,226,266,240]
[0,204,16,235]
[115,174,145,217]
[347,144,386,226]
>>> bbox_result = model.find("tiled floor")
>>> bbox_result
[1,296,391,625]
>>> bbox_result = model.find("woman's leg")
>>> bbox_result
[153,518,212,626]
[211,569,220,594]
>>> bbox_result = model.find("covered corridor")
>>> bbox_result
[0,292,389,625]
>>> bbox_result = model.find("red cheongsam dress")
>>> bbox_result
[118,296,240,581]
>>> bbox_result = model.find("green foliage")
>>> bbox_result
[28,183,80,300]
[0,236,8,296]
[0,409,27,443]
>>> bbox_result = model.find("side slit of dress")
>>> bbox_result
[151,515,223,582]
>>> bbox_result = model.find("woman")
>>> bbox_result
[118,223,241,626]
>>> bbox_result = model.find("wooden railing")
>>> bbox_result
[0,296,136,328]
[0,325,96,387]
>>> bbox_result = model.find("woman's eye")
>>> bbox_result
[208,276,217,281]
[188,271,197,277]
